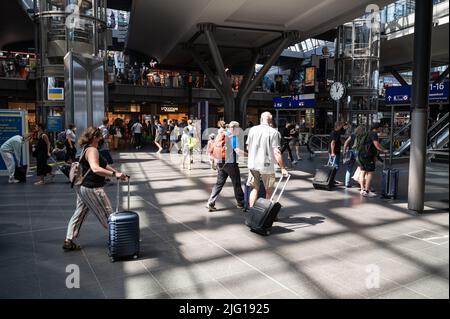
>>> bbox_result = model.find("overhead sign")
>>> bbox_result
[48,88,64,101]
[385,81,449,105]
[273,94,316,109]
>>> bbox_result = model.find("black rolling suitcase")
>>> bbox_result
[381,154,399,199]
[245,174,291,236]
[312,156,337,191]
[108,178,140,262]
[14,165,27,183]
[243,178,266,212]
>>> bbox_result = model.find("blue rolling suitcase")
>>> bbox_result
[243,178,267,211]
[108,178,140,262]
[245,175,291,236]
[381,153,399,200]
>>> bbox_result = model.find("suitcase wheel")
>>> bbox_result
[133,254,138,260]
[265,230,270,236]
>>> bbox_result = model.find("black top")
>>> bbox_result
[329,130,342,155]
[81,146,107,188]
[279,127,291,143]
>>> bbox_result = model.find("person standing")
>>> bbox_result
[289,123,302,162]
[0,134,32,183]
[98,117,113,164]
[343,125,364,188]
[62,127,128,251]
[246,112,289,208]
[206,121,245,211]
[357,123,389,197]
[65,124,77,163]
[34,123,53,185]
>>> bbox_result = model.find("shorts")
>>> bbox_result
[247,170,276,190]
[155,135,162,142]
[358,153,376,172]
[289,138,300,147]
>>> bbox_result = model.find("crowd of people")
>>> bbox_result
[0,112,391,251]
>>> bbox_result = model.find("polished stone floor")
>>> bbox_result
[0,148,448,299]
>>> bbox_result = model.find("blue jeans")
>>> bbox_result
[345,150,357,187]
[328,154,340,171]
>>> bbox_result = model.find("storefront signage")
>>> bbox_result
[46,116,63,132]
[385,81,449,105]
[273,94,316,109]
[161,106,179,113]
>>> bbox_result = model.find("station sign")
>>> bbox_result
[385,81,449,105]
[273,94,316,109]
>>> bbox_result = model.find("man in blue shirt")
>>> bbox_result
[206,121,245,211]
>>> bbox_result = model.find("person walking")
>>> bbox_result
[328,121,345,184]
[98,117,113,164]
[0,134,32,183]
[180,127,192,169]
[154,120,164,153]
[34,123,53,185]
[343,125,365,188]
[65,124,77,163]
[289,123,302,163]
[246,112,289,208]
[279,122,294,166]
[131,121,144,150]
[62,127,128,251]
[206,122,245,211]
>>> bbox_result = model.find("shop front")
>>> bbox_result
[157,104,189,122]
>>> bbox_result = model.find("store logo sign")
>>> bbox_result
[161,106,179,112]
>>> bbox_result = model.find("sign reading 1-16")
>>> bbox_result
[385,80,449,105]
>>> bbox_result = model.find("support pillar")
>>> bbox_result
[408,0,433,213]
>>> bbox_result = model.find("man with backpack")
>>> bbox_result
[131,121,144,150]
[206,121,245,212]
[357,123,389,197]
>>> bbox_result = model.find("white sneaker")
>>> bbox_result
[292,160,298,165]
[360,190,368,196]
[8,179,20,184]
[366,191,378,198]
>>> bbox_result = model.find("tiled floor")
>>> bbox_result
[0,149,448,299]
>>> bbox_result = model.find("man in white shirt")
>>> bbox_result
[131,121,144,150]
[246,112,288,207]
[0,134,32,183]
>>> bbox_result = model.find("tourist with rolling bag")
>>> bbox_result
[108,176,140,262]
[245,174,291,236]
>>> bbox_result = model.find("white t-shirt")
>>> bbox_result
[66,129,76,142]
[131,122,143,134]
[246,124,281,174]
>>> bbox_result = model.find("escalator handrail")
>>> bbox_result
[428,112,449,134]
[393,121,411,139]
[429,123,449,148]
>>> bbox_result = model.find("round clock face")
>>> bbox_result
[330,82,345,101]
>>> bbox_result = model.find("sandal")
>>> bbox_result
[62,240,81,251]
[34,180,45,185]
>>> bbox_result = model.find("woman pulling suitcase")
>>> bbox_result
[63,127,128,251]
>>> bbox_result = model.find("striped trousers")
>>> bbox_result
[66,186,113,240]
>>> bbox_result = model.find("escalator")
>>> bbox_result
[393,112,449,157]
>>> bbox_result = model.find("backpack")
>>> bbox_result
[353,133,369,152]
[211,132,227,161]
[57,130,67,144]
[69,148,91,188]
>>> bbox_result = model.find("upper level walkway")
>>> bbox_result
[0,148,448,299]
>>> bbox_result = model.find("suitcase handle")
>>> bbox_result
[270,174,291,203]
[116,176,131,212]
